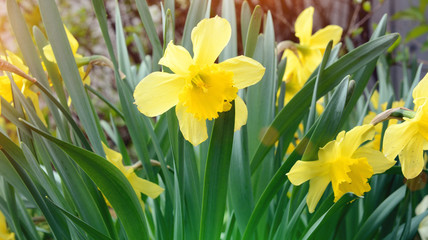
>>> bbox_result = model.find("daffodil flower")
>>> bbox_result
[383,73,428,179]
[43,26,91,85]
[0,211,14,240]
[0,51,45,124]
[287,124,395,213]
[282,7,342,104]
[102,143,164,208]
[134,16,265,145]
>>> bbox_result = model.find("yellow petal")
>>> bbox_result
[134,72,185,117]
[371,90,380,109]
[413,73,428,109]
[287,160,329,185]
[0,76,14,103]
[309,25,343,50]
[43,26,79,63]
[295,7,314,45]
[159,41,193,75]
[129,174,164,199]
[192,16,231,66]
[102,142,123,163]
[318,139,339,162]
[399,134,425,179]
[282,49,300,83]
[0,211,14,240]
[415,101,428,140]
[43,44,56,63]
[353,146,395,174]
[299,49,322,75]
[307,176,330,213]
[218,56,265,89]
[6,50,29,73]
[234,95,247,131]
[176,103,208,146]
[64,25,79,54]
[339,124,374,157]
[383,120,417,161]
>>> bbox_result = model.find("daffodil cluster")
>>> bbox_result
[43,25,91,85]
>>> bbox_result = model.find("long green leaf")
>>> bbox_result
[199,104,235,240]
[353,186,406,240]
[135,0,163,70]
[22,121,150,240]
[45,198,113,240]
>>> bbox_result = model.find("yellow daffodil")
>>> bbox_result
[383,73,428,179]
[102,143,164,208]
[363,90,405,150]
[0,211,14,240]
[282,7,342,104]
[287,124,395,213]
[134,16,265,145]
[43,26,91,85]
[0,51,45,124]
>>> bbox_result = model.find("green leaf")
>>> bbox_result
[353,186,406,240]
[391,7,425,21]
[240,1,251,48]
[306,41,333,129]
[302,193,359,240]
[244,5,263,57]
[22,121,150,240]
[199,104,235,240]
[302,76,350,162]
[0,146,71,239]
[405,24,428,42]
[134,0,163,71]
[45,198,113,240]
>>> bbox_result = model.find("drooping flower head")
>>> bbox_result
[102,143,164,208]
[282,7,342,104]
[287,124,395,213]
[43,25,91,85]
[383,73,428,179]
[134,16,265,145]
